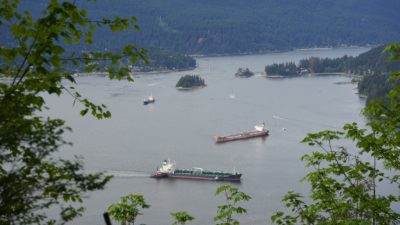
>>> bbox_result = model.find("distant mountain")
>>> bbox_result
[4,0,400,55]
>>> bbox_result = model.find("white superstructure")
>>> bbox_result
[158,159,175,173]
[254,122,266,132]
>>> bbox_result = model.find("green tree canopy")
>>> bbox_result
[0,0,146,224]
[170,211,195,225]
[108,194,150,225]
[214,185,251,225]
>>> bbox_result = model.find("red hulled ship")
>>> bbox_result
[215,122,269,143]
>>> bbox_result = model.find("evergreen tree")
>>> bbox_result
[0,1,145,224]
[176,75,206,89]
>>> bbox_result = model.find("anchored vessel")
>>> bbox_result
[151,159,241,182]
[215,122,269,143]
[143,95,155,105]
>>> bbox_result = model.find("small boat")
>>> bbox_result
[215,122,269,143]
[143,94,155,105]
[151,159,242,182]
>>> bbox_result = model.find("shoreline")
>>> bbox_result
[133,66,196,74]
[265,72,364,79]
[191,45,373,58]
[71,45,373,76]
[72,66,197,77]
[176,85,206,90]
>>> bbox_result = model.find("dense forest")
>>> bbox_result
[176,75,206,89]
[265,45,400,103]
[299,46,400,75]
[357,74,395,104]
[4,0,400,55]
[266,46,400,76]
[133,51,196,72]
[61,50,196,74]
[265,62,299,76]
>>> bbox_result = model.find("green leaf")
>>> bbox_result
[80,109,88,116]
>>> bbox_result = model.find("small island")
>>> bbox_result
[176,75,206,90]
[235,68,254,78]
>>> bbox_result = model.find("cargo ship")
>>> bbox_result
[143,94,155,105]
[215,122,268,143]
[151,159,241,182]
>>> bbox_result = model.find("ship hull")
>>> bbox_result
[151,173,241,182]
[143,99,155,105]
[215,130,268,143]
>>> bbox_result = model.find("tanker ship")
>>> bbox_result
[151,159,241,182]
[215,122,269,143]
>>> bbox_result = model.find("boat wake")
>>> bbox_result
[147,82,159,86]
[105,170,150,178]
[272,115,288,120]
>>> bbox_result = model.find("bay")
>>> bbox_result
[46,47,369,225]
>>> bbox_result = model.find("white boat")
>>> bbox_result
[143,94,155,105]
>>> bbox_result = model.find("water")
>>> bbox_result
[46,47,369,225]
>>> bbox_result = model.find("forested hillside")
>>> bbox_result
[266,45,400,76]
[133,51,196,72]
[265,45,400,103]
[7,0,400,55]
[296,46,400,75]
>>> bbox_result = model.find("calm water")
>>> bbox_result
[46,47,369,225]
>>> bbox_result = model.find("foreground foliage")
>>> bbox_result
[108,194,150,225]
[170,211,195,225]
[272,44,400,224]
[110,185,250,225]
[214,185,251,225]
[0,0,145,224]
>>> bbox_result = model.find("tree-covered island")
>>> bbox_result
[176,75,206,89]
[235,68,254,78]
